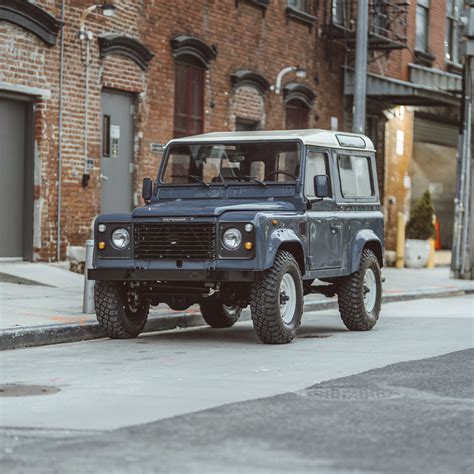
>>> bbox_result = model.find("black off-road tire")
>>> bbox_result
[337,248,382,331]
[94,280,149,339]
[250,250,304,344]
[199,299,242,328]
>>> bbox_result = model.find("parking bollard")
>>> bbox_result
[83,239,95,314]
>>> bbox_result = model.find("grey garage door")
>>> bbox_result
[414,116,458,147]
[100,91,135,214]
[0,98,33,259]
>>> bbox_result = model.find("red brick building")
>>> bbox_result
[0,0,463,261]
[323,0,463,251]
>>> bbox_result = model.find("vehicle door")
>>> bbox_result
[334,150,379,271]
[305,147,343,270]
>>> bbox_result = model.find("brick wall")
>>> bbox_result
[369,0,455,81]
[1,0,346,260]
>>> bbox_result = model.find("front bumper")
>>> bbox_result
[88,268,262,282]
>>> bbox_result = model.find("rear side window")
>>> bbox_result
[338,155,373,198]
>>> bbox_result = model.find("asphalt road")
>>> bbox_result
[1,295,473,473]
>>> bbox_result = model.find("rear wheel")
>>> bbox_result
[250,250,303,344]
[95,280,149,339]
[199,299,242,328]
[337,249,382,331]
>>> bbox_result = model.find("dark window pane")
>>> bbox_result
[102,115,110,157]
[415,4,428,51]
[173,61,204,138]
[305,152,329,198]
[288,0,310,13]
[162,142,300,184]
[236,119,259,131]
[338,155,373,198]
[286,100,309,130]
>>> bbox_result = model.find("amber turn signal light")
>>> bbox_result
[98,241,106,250]
[244,241,253,250]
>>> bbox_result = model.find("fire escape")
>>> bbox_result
[322,0,409,54]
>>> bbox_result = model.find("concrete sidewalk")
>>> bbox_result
[1,262,473,350]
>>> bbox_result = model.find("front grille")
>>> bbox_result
[134,222,216,260]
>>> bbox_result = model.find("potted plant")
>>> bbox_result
[404,190,435,268]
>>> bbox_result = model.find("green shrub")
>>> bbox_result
[406,190,435,240]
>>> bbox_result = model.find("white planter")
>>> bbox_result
[404,239,431,268]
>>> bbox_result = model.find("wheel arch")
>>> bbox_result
[264,229,305,275]
[350,230,384,273]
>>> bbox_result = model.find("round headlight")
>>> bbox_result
[111,228,130,250]
[222,228,242,251]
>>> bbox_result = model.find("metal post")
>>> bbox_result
[460,57,472,276]
[83,239,95,313]
[395,212,405,268]
[56,0,65,261]
[83,38,91,176]
[352,0,369,134]
[452,8,474,279]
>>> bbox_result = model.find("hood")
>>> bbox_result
[132,199,296,218]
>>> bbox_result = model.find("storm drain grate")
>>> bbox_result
[298,387,402,401]
[0,384,60,397]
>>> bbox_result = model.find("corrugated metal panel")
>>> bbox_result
[414,117,458,147]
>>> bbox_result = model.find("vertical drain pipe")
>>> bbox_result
[56,0,66,261]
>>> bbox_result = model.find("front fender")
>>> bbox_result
[350,229,383,273]
[263,228,304,271]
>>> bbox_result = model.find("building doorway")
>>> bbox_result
[0,97,34,260]
[100,90,135,214]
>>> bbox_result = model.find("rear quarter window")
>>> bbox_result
[338,155,374,198]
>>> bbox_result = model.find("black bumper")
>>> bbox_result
[88,268,262,282]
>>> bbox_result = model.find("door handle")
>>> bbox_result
[330,224,341,234]
[100,173,109,181]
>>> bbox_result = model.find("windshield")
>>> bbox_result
[161,141,300,185]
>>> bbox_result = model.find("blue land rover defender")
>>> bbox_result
[89,130,384,344]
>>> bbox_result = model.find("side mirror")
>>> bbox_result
[142,178,153,203]
[313,175,330,198]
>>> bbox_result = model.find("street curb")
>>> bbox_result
[1,287,472,351]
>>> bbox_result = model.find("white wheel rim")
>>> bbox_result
[363,268,377,313]
[280,273,297,324]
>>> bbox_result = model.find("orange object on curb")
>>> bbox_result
[434,216,442,250]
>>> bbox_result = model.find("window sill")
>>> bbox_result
[235,0,269,14]
[414,49,435,67]
[285,6,316,28]
[446,60,463,74]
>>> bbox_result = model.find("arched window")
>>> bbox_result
[286,99,309,129]
[284,82,315,130]
[171,36,217,138]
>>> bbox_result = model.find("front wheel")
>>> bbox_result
[337,249,382,331]
[250,250,303,344]
[199,299,242,328]
[95,280,149,339]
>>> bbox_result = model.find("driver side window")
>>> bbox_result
[305,151,329,198]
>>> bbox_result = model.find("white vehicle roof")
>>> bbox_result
[168,129,375,152]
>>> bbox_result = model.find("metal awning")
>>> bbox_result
[344,68,461,107]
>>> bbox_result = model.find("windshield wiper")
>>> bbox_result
[170,174,210,188]
[240,175,266,186]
